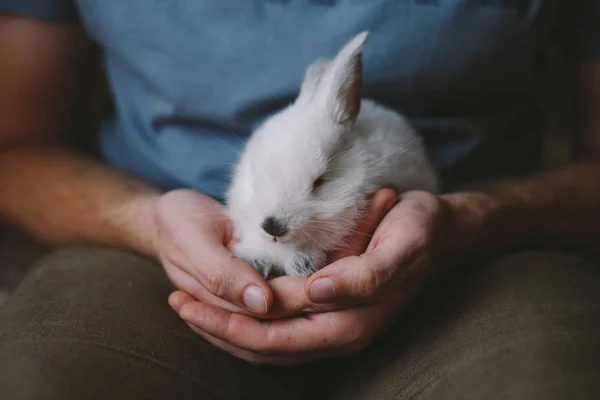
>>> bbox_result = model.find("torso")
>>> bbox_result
[74,0,565,198]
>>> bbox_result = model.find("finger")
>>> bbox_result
[265,276,312,316]
[306,232,421,304]
[306,194,438,304]
[170,291,336,364]
[173,291,414,363]
[172,273,421,333]
[169,292,287,364]
[177,299,379,355]
[266,276,368,316]
[329,188,398,262]
[305,254,392,305]
[168,290,196,312]
[167,266,282,319]
[282,260,427,315]
[258,190,397,316]
[168,281,308,321]
[168,270,341,322]
[266,276,342,316]
[158,192,275,315]
[184,323,337,366]
[169,241,274,315]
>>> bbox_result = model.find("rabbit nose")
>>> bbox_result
[261,216,288,237]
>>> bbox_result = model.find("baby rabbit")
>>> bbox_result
[226,31,438,277]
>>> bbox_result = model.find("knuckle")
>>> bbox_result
[409,228,432,250]
[247,340,270,355]
[205,268,231,298]
[223,314,252,348]
[406,190,440,210]
[356,268,379,298]
[355,259,392,297]
[415,196,439,215]
[227,316,271,354]
[259,324,281,354]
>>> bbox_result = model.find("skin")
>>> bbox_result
[2,14,600,366]
[0,16,274,314]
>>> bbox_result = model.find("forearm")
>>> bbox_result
[0,144,161,257]
[441,160,600,264]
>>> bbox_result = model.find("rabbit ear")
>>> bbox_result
[317,31,368,125]
[298,58,329,101]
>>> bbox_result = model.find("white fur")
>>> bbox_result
[226,31,439,277]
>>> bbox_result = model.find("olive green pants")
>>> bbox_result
[0,247,599,400]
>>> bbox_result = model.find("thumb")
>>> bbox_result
[204,243,276,315]
[306,249,399,304]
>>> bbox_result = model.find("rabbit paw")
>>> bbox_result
[284,250,327,277]
[239,256,274,279]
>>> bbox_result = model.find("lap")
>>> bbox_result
[0,247,302,400]
[1,247,599,400]
[332,251,600,400]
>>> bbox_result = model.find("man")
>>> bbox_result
[0,1,599,399]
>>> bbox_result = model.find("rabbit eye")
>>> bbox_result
[312,176,326,192]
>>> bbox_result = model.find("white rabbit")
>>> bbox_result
[226,31,439,277]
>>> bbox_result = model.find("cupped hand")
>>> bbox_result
[168,189,453,365]
[154,189,275,316]
[304,190,445,307]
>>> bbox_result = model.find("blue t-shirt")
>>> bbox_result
[2,0,599,200]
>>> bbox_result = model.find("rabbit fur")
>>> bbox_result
[226,31,439,277]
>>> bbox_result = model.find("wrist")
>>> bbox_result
[436,190,512,267]
[114,191,162,259]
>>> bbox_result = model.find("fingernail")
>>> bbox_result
[168,294,180,312]
[309,278,336,302]
[243,285,267,314]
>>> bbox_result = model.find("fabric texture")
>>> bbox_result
[0,0,78,22]
[4,0,600,198]
[0,247,599,400]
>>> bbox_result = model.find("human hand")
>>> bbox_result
[168,190,453,365]
[154,189,275,316]
[156,187,396,321]
[304,190,445,307]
